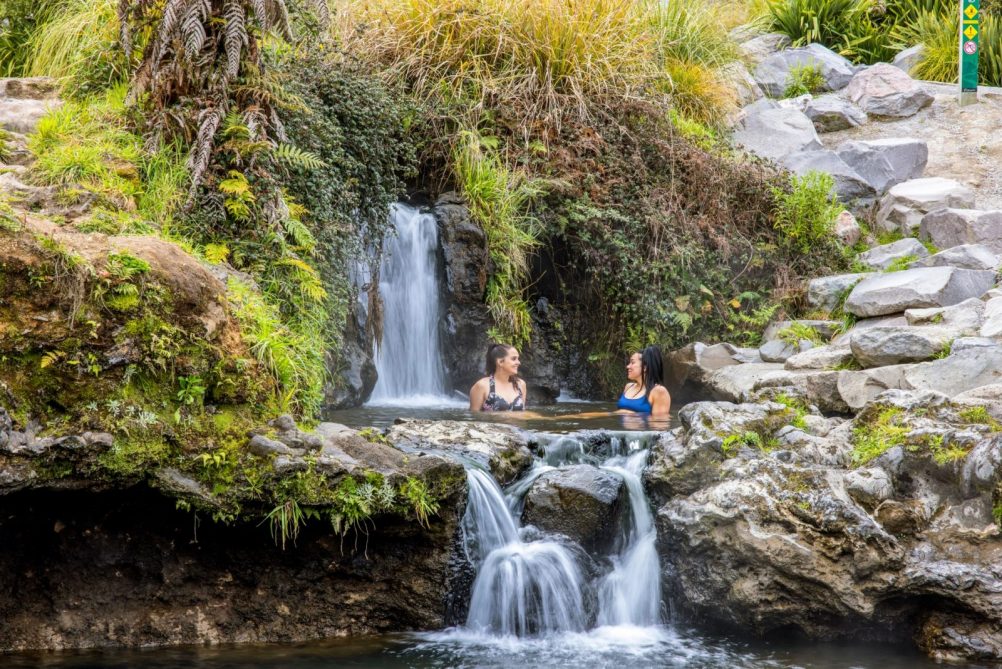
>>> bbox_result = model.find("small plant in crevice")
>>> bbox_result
[771,170,843,254]
[777,321,825,347]
[885,254,918,272]
[783,63,826,97]
[264,499,317,550]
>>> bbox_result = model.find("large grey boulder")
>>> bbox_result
[784,345,855,371]
[721,61,764,107]
[837,364,913,409]
[753,43,856,98]
[876,179,976,235]
[891,45,925,75]
[521,465,626,553]
[849,325,955,367]
[835,138,928,194]
[762,319,841,342]
[807,273,873,312]
[759,338,815,363]
[804,94,868,133]
[844,63,934,117]
[732,106,822,162]
[905,346,1002,396]
[782,149,876,201]
[919,209,1002,254]
[912,244,1001,271]
[856,237,929,271]
[844,267,996,317]
[704,363,787,402]
[740,33,792,65]
[667,342,758,392]
[980,297,1002,338]
[831,314,909,346]
[905,298,985,334]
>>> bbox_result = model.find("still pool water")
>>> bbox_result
[3,626,992,669]
[324,400,678,433]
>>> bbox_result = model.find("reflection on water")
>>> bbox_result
[4,629,986,669]
[325,401,677,433]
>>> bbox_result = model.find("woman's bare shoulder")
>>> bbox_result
[651,385,671,398]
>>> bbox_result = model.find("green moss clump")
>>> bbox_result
[851,407,909,466]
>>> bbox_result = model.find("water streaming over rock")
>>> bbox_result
[368,204,452,405]
[458,434,663,639]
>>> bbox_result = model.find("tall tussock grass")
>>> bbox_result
[335,0,737,127]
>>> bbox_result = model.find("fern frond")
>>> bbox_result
[181,0,209,59]
[150,0,188,75]
[249,0,268,27]
[186,104,225,200]
[267,0,294,40]
[272,144,325,170]
[118,0,134,62]
[224,0,248,81]
[283,215,316,253]
[308,0,330,27]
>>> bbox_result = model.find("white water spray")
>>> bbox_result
[368,204,453,405]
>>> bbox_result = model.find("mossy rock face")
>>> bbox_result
[0,214,275,431]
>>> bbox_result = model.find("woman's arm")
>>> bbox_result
[469,379,487,412]
[650,386,672,418]
[519,380,528,408]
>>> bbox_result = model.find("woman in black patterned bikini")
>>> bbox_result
[469,343,526,412]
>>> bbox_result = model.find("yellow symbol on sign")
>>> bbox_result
[965,25,978,39]
[965,4,978,18]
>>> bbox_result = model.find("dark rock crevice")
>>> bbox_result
[0,484,465,651]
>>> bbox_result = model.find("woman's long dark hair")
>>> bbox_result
[639,345,664,400]
[485,343,521,384]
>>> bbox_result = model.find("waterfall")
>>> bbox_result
[368,204,452,405]
[457,436,663,640]
[597,449,661,627]
[463,469,588,637]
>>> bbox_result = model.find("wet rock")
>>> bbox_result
[919,209,1002,254]
[521,465,627,553]
[753,44,855,97]
[844,63,934,117]
[857,238,929,271]
[804,94,868,133]
[835,138,928,194]
[849,325,955,367]
[877,179,976,235]
[807,273,873,312]
[844,267,996,318]
[0,77,58,99]
[951,337,999,354]
[732,106,821,162]
[385,419,533,485]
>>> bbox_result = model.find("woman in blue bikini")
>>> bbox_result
[469,343,526,412]
[617,346,671,418]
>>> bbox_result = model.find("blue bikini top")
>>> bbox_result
[617,386,652,413]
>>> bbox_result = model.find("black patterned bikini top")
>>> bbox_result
[481,375,524,412]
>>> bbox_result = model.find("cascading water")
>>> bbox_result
[456,434,663,641]
[368,204,452,405]
[464,469,587,636]
[597,449,661,627]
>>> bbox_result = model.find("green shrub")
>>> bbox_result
[771,171,843,253]
[784,64,827,97]
[885,254,918,272]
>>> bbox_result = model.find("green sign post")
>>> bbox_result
[960,0,980,105]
